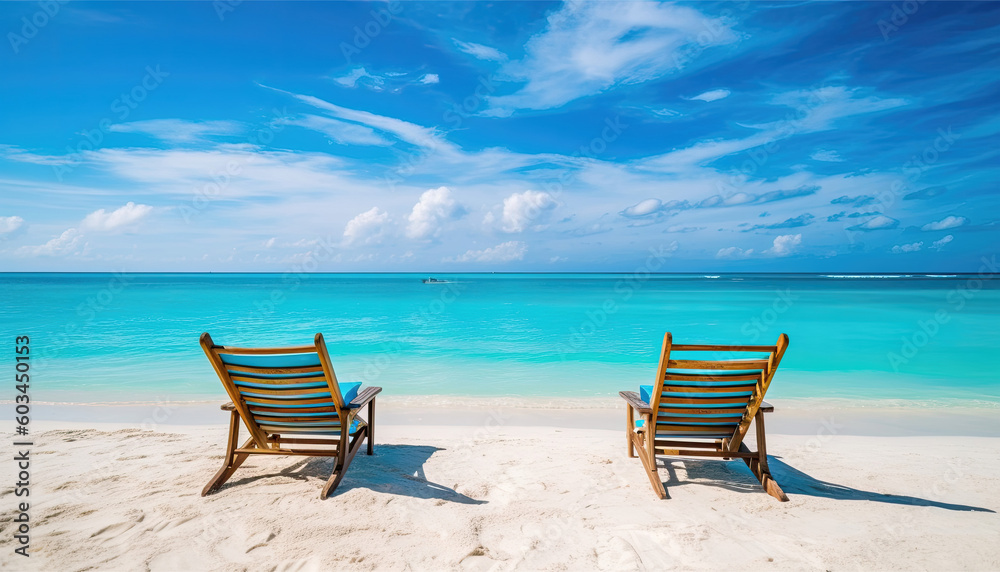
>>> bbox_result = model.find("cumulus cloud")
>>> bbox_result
[849,215,899,231]
[810,150,844,162]
[765,234,802,257]
[620,198,663,218]
[449,240,526,263]
[343,207,390,245]
[891,241,923,254]
[18,228,84,257]
[81,202,153,232]
[500,191,557,232]
[419,73,440,85]
[930,235,954,251]
[921,215,967,231]
[716,246,753,259]
[452,39,508,62]
[687,89,730,102]
[0,215,24,235]
[406,187,464,239]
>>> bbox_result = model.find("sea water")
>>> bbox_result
[2,273,998,405]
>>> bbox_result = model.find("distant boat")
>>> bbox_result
[422,277,449,284]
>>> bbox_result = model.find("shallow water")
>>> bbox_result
[3,273,998,404]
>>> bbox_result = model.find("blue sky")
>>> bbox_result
[1,1,998,272]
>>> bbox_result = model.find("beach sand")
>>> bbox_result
[3,401,999,571]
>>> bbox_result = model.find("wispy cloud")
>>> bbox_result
[280,114,392,146]
[686,88,730,102]
[483,2,738,115]
[453,39,508,62]
[109,119,241,143]
[448,240,526,263]
[849,215,899,231]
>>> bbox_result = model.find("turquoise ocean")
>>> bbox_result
[2,273,998,406]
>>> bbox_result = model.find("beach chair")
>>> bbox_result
[199,332,381,499]
[619,333,789,501]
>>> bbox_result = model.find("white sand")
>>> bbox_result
[2,409,1000,571]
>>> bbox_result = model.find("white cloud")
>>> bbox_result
[450,241,526,263]
[716,246,753,259]
[419,73,440,85]
[930,235,954,251]
[921,215,968,231]
[453,39,508,62]
[500,190,556,232]
[891,241,923,254]
[765,234,802,257]
[331,67,385,89]
[81,202,153,232]
[263,237,276,249]
[18,228,83,256]
[406,187,464,239]
[109,119,241,143]
[620,198,662,218]
[850,215,899,231]
[642,86,907,174]
[687,88,730,102]
[810,150,844,162]
[0,215,24,235]
[484,2,738,114]
[343,207,390,245]
[281,114,392,146]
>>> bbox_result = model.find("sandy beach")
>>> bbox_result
[3,400,999,571]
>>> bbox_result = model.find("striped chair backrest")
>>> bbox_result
[201,333,350,448]
[649,333,788,446]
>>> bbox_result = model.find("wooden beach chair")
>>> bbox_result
[619,333,789,501]
[200,332,381,499]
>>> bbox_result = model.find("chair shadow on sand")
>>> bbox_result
[659,456,994,512]
[226,444,485,504]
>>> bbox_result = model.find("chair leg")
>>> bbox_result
[321,426,367,499]
[632,428,666,499]
[367,398,376,456]
[626,405,636,458]
[739,412,788,502]
[202,412,253,496]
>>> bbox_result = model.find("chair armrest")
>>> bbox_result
[347,386,382,409]
[760,400,774,413]
[619,391,652,415]
[221,402,236,411]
